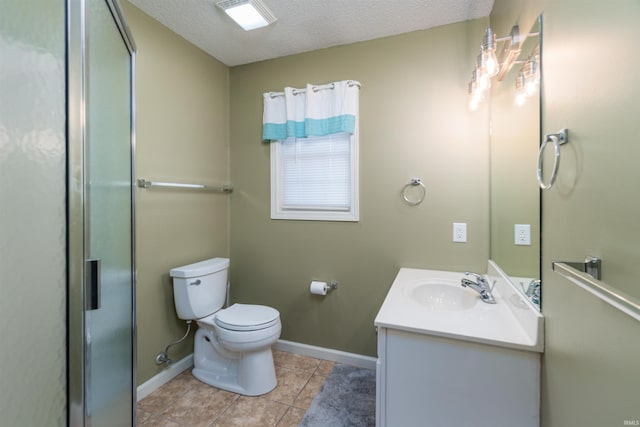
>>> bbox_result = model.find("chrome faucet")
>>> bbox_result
[525,279,541,297]
[461,272,496,304]
[525,279,541,306]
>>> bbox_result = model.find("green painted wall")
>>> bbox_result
[492,0,640,425]
[229,19,491,357]
[539,0,640,424]
[122,2,230,385]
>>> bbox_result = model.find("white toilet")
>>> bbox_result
[170,257,281,396]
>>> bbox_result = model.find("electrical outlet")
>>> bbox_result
[453,222,467,243]
[515,224,531,245]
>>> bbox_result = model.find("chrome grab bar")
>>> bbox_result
[552,258,640,323]
[537,128,568,190]
[137,178,232,193]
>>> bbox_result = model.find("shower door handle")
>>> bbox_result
[85,259,102,310]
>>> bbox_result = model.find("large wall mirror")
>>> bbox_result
[489,17,542,308]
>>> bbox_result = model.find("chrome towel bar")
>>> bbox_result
[554,256,602,280]
[137,178,233,193]
[552,259,640,322]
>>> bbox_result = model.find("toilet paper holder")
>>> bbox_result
[310,280,339,296]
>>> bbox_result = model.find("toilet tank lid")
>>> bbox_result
[170,258,230,278]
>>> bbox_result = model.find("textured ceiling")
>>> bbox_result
[128,0,494,67]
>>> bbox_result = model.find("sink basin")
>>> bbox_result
[405,280,477,311]
[374,262,545,352]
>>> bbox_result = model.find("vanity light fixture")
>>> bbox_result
[494,25,522,81]
[468,25,521,110]
[468,22,541,110]
[216,0,277,31]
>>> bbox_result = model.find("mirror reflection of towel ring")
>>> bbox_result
[402,178,426,205]
[537,128,569,190]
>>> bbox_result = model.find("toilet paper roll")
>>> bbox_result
[310,281,328,296]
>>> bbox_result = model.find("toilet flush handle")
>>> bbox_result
[190,279,202,286]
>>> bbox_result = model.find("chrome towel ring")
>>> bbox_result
[402,178,426,205]
[537,128,569,190]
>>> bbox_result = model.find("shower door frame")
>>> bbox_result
[67,0,137,425]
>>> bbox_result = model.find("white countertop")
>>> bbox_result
[374,263,544,352]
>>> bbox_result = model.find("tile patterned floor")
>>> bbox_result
[137,350,335,427]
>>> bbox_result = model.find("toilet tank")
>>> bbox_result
[169,258,230,320]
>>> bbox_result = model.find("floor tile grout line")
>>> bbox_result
[138,375,195,417]
[273,403,294,427]
[138,350,333,426]
[207,400,231,427]
[274,365,321,375]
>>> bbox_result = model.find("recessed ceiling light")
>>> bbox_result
[216,0,277,31]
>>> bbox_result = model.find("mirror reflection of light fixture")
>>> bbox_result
[523,59,537,97]
[515,71,527,107]
[513,45,540,105]
[216,0,277,31]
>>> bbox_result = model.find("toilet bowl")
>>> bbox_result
[170,258,282,396]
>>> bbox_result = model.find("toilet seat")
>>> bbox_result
[200,303,280,332]
[216,303,280,331]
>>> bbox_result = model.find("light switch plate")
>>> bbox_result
[515,224,531,245]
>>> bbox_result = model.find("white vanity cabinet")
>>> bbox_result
[374,263,544,427]
[376,327,540,427]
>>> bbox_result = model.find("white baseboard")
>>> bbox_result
[136,354,193,402]
[274,339,377,370]
[136,341,376,401]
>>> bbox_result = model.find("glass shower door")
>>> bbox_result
[84,0,135,425]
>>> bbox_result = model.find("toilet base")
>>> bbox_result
[192,327,278,396]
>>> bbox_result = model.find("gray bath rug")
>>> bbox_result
[299,364,376,427]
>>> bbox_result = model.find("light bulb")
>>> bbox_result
[468,80,483,111]
[473,68,490,92]
[479,72,491,92]
[481,27,499,77]
[469,89,483,111]
[515,71,527,106]
[482,49,499,77]
[525,79,537,97]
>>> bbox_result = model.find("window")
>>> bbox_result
[264,80,361,220]
[271,130,359,221]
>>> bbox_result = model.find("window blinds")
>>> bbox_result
[279,133,351,211]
